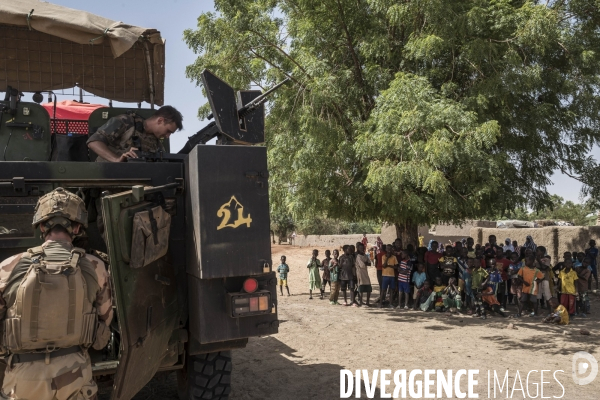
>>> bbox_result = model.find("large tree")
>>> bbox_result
[184,0,600,245]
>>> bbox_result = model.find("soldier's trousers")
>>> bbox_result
[1,351,97,400]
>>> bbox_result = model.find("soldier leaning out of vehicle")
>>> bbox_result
[86,105,183,162]
[0,188,113,400]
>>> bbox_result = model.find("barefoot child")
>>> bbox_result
[355,243,372,307]
[412,263,427,306]
[320,250,332,299]
[277,256,290,296]
[538,255,555,310]
[307,249,321,300]
[380,245,398,309]
[486,258,503,298]
[480,275,506,319]
[508,252,523,316]
[517,255,544,317]
[416,280,434,311]
[329,250,341,305]
[471,260,489,317]
[396,251,412,309]
[558,259,578,316]
[339,246,357,306]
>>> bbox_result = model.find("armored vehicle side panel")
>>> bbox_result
[185,145,271,279]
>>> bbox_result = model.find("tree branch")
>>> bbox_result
[249,48,305,88]
[331,102,354,142]
[334,0,374,117]
[558,166,583,183]
[247,28,312,78]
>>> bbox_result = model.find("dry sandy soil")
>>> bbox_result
[120,244,599,400]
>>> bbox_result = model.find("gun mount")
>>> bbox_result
[177,70,288,154]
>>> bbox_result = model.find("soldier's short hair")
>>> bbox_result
[153,105,183,131]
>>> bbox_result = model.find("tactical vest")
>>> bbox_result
[2,246,97,353]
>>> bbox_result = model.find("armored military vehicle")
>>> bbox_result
[0,2,279,399]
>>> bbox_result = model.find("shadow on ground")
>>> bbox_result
[98,336,376,400]
[100,292,599,399]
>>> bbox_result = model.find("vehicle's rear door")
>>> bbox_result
[102,188,180,400]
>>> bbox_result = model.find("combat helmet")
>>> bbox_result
[32,187,88,234]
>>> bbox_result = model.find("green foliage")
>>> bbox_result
[295,217,380,235]
[530,195,596,226]
[356,72,503,225]
[532,196,596,226]
[269,210,295,240]
[496,195,597,226]
[184,0,600,227]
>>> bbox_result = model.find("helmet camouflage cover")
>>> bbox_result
[32,187,88,233]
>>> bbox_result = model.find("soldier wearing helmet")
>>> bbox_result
[32,186,89,238]
[0,188,113,400]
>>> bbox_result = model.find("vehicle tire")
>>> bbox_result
[177,351,232,400]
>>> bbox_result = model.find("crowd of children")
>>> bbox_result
[276,235,599,324]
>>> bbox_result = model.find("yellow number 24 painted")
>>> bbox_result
[216,196,253,230]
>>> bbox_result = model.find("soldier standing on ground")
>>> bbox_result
[0,188,113,400]
[86,106,183,162]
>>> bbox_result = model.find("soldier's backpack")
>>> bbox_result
[2,246,97,353]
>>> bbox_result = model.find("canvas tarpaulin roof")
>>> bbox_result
[0,0,165,105]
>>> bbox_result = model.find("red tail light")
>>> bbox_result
[243,278,258,293]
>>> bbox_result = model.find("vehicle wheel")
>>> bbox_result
[177,351,232,400]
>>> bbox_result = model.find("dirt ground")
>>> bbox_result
[122,244,600,399]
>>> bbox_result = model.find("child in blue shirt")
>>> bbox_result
[277,255,290,296]
[573,252,583,268]
[487,258,503,296]
[412,263,427,305]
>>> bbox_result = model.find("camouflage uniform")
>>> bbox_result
[86,113,163,162]
[0,241,113,400]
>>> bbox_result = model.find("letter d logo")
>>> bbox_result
[572,351,598,386]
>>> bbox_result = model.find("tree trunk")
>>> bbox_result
[394,221,419,249]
